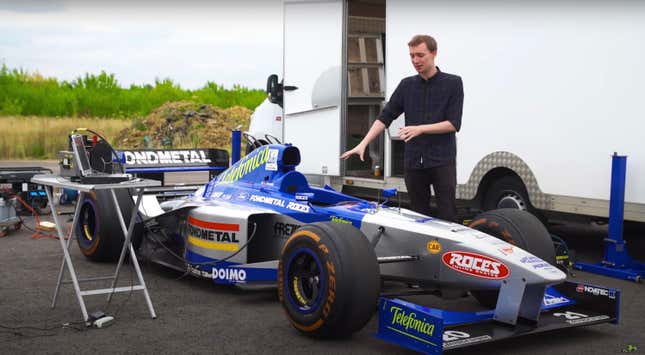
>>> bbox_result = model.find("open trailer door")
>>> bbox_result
[283,0,344,176]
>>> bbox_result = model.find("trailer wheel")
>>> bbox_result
[76,190,142,262]
[483,175,533,212]
[468,208,556,308]
[278,222,379,338]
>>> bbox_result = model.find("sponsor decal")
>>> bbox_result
[236,192,249,200]
[377,299,443,351]
[210,191,232,200]
[217,146,272,183]
[265,149,279,171]
[520,256,552,269]
[188,265,212,278]
[187,216,240,251]
[578,285,615,299]
[498,245,514,255]
[427,239,442,254]
[553,311,610,325]
[443,330,470,342]
[566,315,610,325]
[123,149,211,165]
[273,222,301,239]
[442,251,510,280]
[212,266,247,283]
[322,260,336,318]
[330,216,352,225]
[388,306,436,337]
[553,310,587,320]
[295,193,312,201]
[443,330,492,349]
[249,195,311,212]
[202,180,216,199]
[250,194,286,207]
[286,201,310,213]
[543,293,570,307]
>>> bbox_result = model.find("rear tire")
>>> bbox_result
[278,222,379,338]
[468,208,556,308]
[76,190,142,262]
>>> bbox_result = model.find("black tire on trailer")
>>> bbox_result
[468,208,556,308]
[76,189,142,262]
[482,175,533,212]
[278,222,380,338]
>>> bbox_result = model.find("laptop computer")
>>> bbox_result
[70,134,132,184]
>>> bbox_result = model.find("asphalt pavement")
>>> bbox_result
[0,161,643,354]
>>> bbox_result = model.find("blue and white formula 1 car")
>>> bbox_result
[77,144,620,354]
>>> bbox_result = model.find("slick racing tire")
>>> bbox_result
[468,208,556,308]
[278,222,380,338]
[76,189,142,262]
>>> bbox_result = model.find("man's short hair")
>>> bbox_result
[408,35,437,53]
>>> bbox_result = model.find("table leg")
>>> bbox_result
[45,186,89,322]
[107,188,156,318]
[51,192,84,308]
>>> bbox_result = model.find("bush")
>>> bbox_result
[0,64,266,118]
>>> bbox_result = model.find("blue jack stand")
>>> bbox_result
[574,154,645,282]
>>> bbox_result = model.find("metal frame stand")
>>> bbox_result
[574,154,645,282]
[32,175,160,324]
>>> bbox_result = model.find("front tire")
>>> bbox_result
[468,208,556,307]
[278,222,379,338]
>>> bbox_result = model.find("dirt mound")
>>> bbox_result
[114,101,252,151]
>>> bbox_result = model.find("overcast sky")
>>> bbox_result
[0,0,283,89]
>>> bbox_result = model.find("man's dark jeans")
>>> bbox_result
[404,163,457,222]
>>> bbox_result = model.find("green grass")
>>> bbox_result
[0,64,266,118]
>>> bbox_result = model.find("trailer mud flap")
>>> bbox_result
[375,281,619,354]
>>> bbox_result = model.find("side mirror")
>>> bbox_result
[382,188,397,198]
[266,74,283,107]
[379,188,400,212]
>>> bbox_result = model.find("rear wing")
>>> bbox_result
[120,148,229,185]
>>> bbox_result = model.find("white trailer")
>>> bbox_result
[249,0,645,223]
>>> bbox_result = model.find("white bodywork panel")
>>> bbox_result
[386,0,645,204]
[362,207,566,283]
[283,0,343,176]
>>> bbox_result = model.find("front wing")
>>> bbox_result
[375,281,619,354]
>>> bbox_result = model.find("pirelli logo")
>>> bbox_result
[187,216,240,251]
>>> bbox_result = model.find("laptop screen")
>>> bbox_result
[71,134,92,176]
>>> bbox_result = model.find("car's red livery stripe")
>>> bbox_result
[188,216,239,231]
